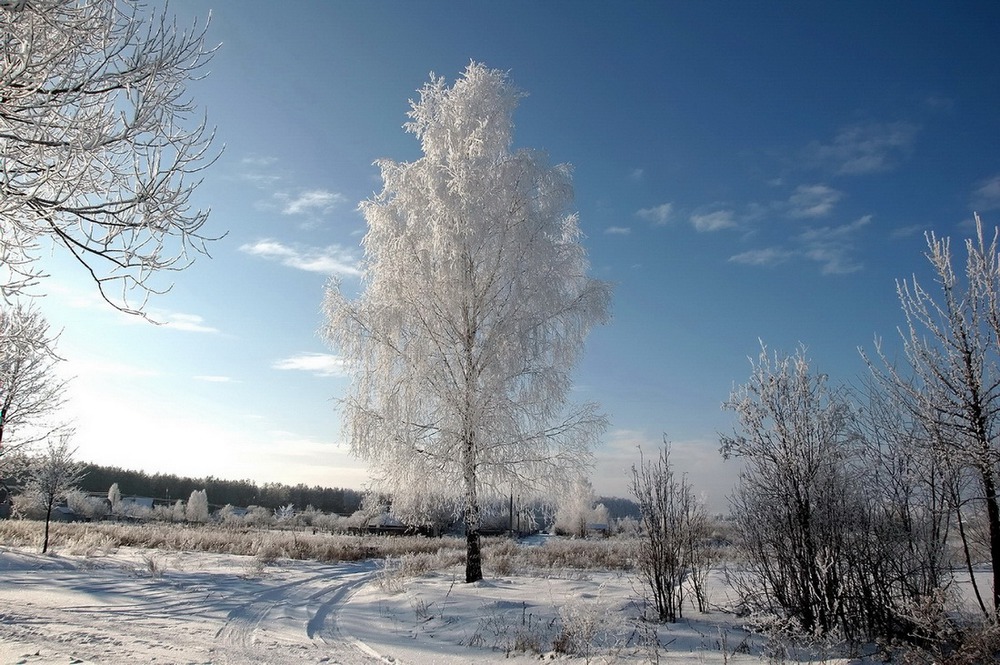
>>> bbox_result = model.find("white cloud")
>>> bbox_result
[787,184,842,218]
[731,215,871,275]
[240,239,362,277]
[161,312,220,334]
[629,168,645,181]
[241,155,277,168]
[272,352,348,378]
[690,210,736,232]
[194,375,235,383]
[803,248,861,274]
[807,122,918,175]
[728,247,794,268]
[636,203,673,226]
[280,189,346,216]
[890,224,925,239]
[798,214,872,243]
[973,174,1000,211]
[798,214,872,274]
[604,226,631,235]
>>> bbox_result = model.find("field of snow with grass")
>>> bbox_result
[0,524,873,665]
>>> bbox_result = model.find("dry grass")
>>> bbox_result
[0,520,460,562]
[0,520,637,577]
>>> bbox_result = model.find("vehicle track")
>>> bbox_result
[214,559,388,662]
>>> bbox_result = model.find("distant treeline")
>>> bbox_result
[77,463,364,515]
[596,496,640,521]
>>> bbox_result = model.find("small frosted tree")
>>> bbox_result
[630,441,706,622]
[1,0,218,313]
[324,63,611,583]
[553,476,596,537]
[23,435,83,553]
[108,482,122,515]
[186,489,209,523]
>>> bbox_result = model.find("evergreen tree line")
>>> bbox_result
[76,463,363,515]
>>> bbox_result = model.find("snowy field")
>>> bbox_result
[0,538,869,665]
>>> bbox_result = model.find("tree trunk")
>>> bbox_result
[466,520,482,583]
[463,434,483,583]
[43,498,53,554]
[981,467,1000,618]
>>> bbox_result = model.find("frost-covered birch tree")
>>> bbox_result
[324,63,611,583]
[1,0,218,313]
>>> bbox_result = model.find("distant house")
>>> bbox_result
[586,522,610,537]
[120,496,155,511]
[50,505,82,523]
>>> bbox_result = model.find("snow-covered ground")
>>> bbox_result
[0,543,860,664]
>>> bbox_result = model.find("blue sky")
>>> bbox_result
[30,1,1000,510]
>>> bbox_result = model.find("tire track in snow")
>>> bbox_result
[215,559,387,662]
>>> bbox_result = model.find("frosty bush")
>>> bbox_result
[630,441,710,622]
[66,490,108,521]
[723,345,953,642]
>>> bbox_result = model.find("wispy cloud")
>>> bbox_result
[636,203,673,226]
[690,209,736,232]
[922,95,954,112]
[786,184,842,218]
[604,226,631,235]
[279,189,346,216]
[240,239,362,277]
[890,224,925,239]
[798,214,872,274]
[728,247,795,268]
[241,155,277,168]
[973,174,1000,211]
[807,122,918,175]
[629,168,645,181]
[798,214,871,243]
[194,375,236,383]
[730,215,872,275]
[161,312,220,334]
[272,352,348,378]
[237,154,283,187]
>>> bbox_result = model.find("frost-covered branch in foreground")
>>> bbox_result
[1,0,219,314]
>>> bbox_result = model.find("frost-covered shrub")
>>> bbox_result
[66,490,108,521]
[216,504,242,526]
[311,511,348,532]
[244,505,274,527]
[12,492,45,520]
